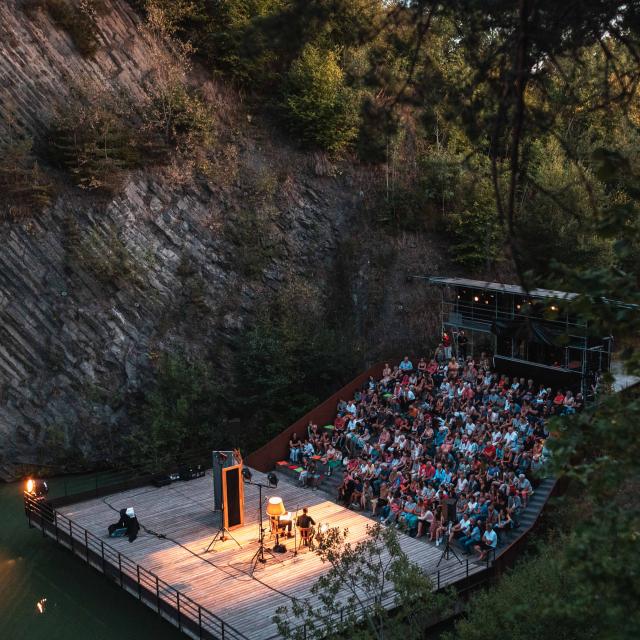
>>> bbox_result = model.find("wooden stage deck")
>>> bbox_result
[50,470,485,640]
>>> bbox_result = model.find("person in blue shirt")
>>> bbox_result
[460,519,482,554]
[433,463,447,485]
[475,522,498,560]
[399,356,414,372]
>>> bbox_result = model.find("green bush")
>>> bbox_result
[0,138,52,220]
[46,86,141,192]
[132,354,229,473]
[282,44,359,152]
[25,0,104,57]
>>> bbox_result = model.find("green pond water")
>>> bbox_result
[0,477,182,640]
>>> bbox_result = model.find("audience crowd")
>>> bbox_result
[289,350,580,560]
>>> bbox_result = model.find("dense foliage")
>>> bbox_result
[8,3,640,634]
[274,523,452,640]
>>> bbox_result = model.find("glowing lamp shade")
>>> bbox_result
[266,497,286,517]
[26,479,35,494]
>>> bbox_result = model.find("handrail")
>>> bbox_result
[245,361,390,471]
[24,493,248,640]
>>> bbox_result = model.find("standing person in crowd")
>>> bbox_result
[457,330,469,359]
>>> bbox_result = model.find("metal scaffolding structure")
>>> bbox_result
[413,276,614,398]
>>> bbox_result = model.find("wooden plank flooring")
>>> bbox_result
[57,470,485,640]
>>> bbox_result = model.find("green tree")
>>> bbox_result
[274,523,451,640]
[132,354,228,472]
[282,44,360,151]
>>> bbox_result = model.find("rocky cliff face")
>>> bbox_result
[0,0,444,479]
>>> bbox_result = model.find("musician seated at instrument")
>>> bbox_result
[296,507,316,545]
[271,513,293,538]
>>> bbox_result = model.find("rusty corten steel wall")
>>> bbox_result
[245,361,389,471]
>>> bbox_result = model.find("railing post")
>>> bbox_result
[26,496,32,528]
[222,619,225,640]
[101,540,105,573]
[156,575,160,613]
[198,606,203,640]
[466,558,469,578]
[85,530,89,562]
[437,569,440,590]
[69,519,73,551]
[55,511,59,543]
[137,566,142,599]
[177,591,181,631]
[118,553,123,587]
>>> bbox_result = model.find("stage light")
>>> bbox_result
[473,296,479,302]
[550,305,558,311]
[242,467,252,481]
[266,472,278,487]
[516,304,521,310]
[26,479,48,497]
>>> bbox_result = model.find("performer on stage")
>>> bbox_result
[296,507,315,529]
[296,507,316,548]
[272,512,293,538]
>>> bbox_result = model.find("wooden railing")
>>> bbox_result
[24,493,248,640]
[246,361,388,471]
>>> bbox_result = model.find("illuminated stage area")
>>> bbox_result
[52,469,484,639]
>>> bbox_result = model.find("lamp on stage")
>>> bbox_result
[266,497,287,553]
[266,496,286,518]
[267,472,278,487]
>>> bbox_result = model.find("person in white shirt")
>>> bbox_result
[475,523,498,560]
[504,426,518,448]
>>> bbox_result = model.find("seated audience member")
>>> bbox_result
[474,522,498,560]
[276,344,572,557]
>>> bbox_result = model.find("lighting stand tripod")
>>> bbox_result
[205,505,241,552]
[247,481,276,575]
[437,523,463,567]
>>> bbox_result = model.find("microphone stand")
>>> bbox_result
[246,480,276,575]
[293,503,300,557]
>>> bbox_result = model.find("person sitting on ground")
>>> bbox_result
[108,507,140,542]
